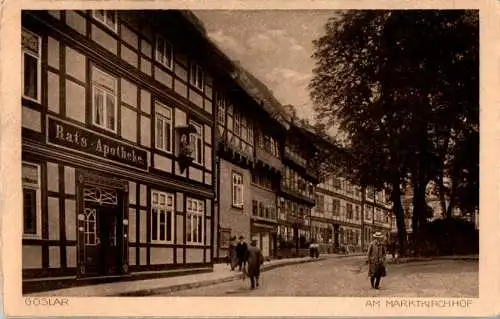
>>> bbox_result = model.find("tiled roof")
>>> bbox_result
[232,64,291,130]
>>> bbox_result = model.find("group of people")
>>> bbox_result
[225,232,390,291]
[227,236,264,289]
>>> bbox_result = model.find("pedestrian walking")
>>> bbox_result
[309,240,319,259]
[236,236,248,272]
[227,236,238,271]
[367,232,387,289]
[245,239,264,289]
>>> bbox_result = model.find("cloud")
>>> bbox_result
[246,29,305,54]
[266,28,287,37]
[207,30,247,56]
[265,67,311,84]
[246,33,274,49]
[290,43,306,52]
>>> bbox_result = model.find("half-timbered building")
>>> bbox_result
[312,178,393,253]
[214,65,290,260]
[21,10,236,292]
[277,123,319,248]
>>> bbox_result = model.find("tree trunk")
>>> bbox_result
[412,127,430,252]
[437,129,452,218]
[391,176,407,256]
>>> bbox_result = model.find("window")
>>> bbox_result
[247,120,254,144]
[252,200,258,216]
[333,199,340,216]
[84,208,97,245]
[151,191,174,243]
[365,205,372,220]
[186,198,204,244]
[155,102,173,153]
[258,202,264,218]
[22,29,41,102]
[190,63,204,90]
[189,121,203,164]
[232,172,244,207]
[355,205,360,220]
[346,204,353,219]
[22,162,41,237]
[233,109,241,136]
[93,10,117,32]
[156,36,173,69]
[92,68,117,132]
[216,92,227,124]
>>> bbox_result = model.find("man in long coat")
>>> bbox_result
[367,232,387,289]
[235,236,248,272]
[245,239,264,289]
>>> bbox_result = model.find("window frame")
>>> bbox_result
[154,101,173,153]
[22,162,42,238]
[150,190,175,244]
[92,10,118,33]
[216,91,227,125]
[155,35,173,70]
[232,171,244,208]
[22,28,42,103]
[186,197,204,245]
[346,203,353,219]
[91,67,118,133]
[190,63,204,91]
[189,120,203,165]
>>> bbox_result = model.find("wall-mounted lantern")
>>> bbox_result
[176,124,197,173]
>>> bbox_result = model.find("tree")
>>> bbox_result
[309,10,478,253]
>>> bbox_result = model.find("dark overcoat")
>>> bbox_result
[245,245,264,278]
[367,239,387,277]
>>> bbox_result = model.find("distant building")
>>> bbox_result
[313,178,392,253]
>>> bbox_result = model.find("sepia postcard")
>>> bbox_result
[1,0,499,317]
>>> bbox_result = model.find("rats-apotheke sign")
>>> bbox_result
[47,116,148,170]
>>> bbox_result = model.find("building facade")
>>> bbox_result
[277,124,318,249]
[214,66,290,260]
[364,186,392,247]
[312,178,392,253]
[21,10,238,291]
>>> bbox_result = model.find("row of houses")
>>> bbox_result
[313,179,393,253]
[20,10,392,292]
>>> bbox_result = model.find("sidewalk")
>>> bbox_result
[393,254,478,263]
[28,254,342,297]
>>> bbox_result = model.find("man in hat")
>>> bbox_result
[245,239,264,289]
[367,232,387,289]
[235,235,248,272]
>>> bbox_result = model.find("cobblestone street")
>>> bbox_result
[162,256,478,297]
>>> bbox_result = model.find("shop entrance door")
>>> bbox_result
[261,233,270,257]
[82,186,122,276]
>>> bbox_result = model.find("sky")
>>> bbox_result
[193,10,339,122]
